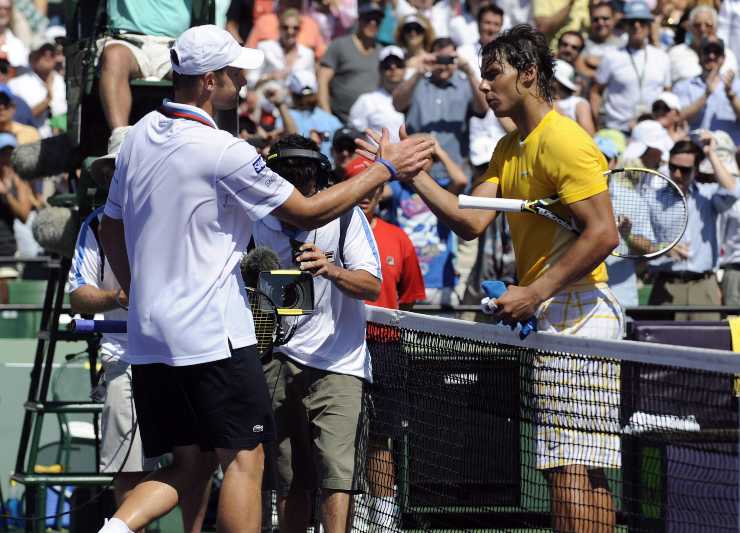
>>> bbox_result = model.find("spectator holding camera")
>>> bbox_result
[318,1,383,122]
[590,1,671,133]
[674,37,740,145]
[393,37,487,184]
[252,134,381,533]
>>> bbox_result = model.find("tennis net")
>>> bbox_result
[349,307,740,532]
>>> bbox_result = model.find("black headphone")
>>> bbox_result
[267,148,334,189]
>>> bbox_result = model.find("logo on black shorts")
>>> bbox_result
[253,424,264,433]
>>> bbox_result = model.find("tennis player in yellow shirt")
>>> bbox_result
[391,24,623,533]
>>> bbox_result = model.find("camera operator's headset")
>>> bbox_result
[266,148,334,189]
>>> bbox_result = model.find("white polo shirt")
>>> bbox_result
[252,207,380,381]
[348,87,405,143]
[595,44,671,131]
[104,101,294,366]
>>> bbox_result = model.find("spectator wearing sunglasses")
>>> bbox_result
[556,30,585,65]
[674,37,740,145]
[349,46,406,142]
[394,14,435,76]
[247,9,315,90]
[318,1,383,122]
[577,0,622,80]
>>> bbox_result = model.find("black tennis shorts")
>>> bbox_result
[131,344,275,458]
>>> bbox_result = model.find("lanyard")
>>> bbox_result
[626,46,648,107]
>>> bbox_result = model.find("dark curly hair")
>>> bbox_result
[480,24,555,102]
[267,134,324,191]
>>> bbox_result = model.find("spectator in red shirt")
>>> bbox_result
[346,154,425,532]
[346,155,426,310]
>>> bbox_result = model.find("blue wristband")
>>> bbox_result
[375,157,398,179]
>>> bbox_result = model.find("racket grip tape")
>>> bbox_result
[459,195,525,212]
[70,319,127,334]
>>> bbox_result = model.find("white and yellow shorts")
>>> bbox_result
[533,283,624,471]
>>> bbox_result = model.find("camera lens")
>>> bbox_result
[282,282,302,308]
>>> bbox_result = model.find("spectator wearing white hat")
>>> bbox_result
[668,5,738,85]
[623,118,675,170]
[590,0,671,133]
[552,58,595,134]
[246,8,316,90]
[651,91,686,142]
[287,69,342,159]
[349,45,406,142]
[674,37,740,145]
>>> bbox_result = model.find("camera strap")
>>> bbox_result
[337,209,354,267]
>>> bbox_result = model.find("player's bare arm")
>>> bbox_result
[492,191,619,324]
[274,129,434,230]
[99,215,131,296]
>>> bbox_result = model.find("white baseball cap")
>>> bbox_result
[379,45,405,62]
[553,59,577,91]
[654,91,681,111]
[288,70,318,95]
[170,25,264,75]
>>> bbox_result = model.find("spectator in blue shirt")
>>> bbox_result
[286,70,342,161]
[674,37,740,144]
[648,136,740,320]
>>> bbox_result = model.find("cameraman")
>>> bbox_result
[252,135,381,533]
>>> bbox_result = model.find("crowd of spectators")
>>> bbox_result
[223,0,740,313]
[1,0,740,316]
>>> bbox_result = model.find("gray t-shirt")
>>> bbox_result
[321,35,380,122]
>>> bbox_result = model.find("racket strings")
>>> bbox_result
[609,169,688,259]
[248,289,278,356]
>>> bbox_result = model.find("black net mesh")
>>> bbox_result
[341,320,739,533]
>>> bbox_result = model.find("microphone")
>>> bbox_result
[31,207,78,259]
[11,135,79,180]
[241,246,280,288]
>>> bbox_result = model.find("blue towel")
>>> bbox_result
[481,280,537,339]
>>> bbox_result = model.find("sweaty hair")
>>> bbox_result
[267,134,323,189]
[477,3,504,23]
[481,24,555,102]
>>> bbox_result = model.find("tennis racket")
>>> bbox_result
[459,167,688,259]
[246,287,299,357]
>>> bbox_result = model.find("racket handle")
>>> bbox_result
[70,319,127,334]
[459,195,525,212]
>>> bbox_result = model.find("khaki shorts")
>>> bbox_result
[96,34,174,80]
[534,284,623,471]
[98,360,161,473]
[263,353,369,495]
